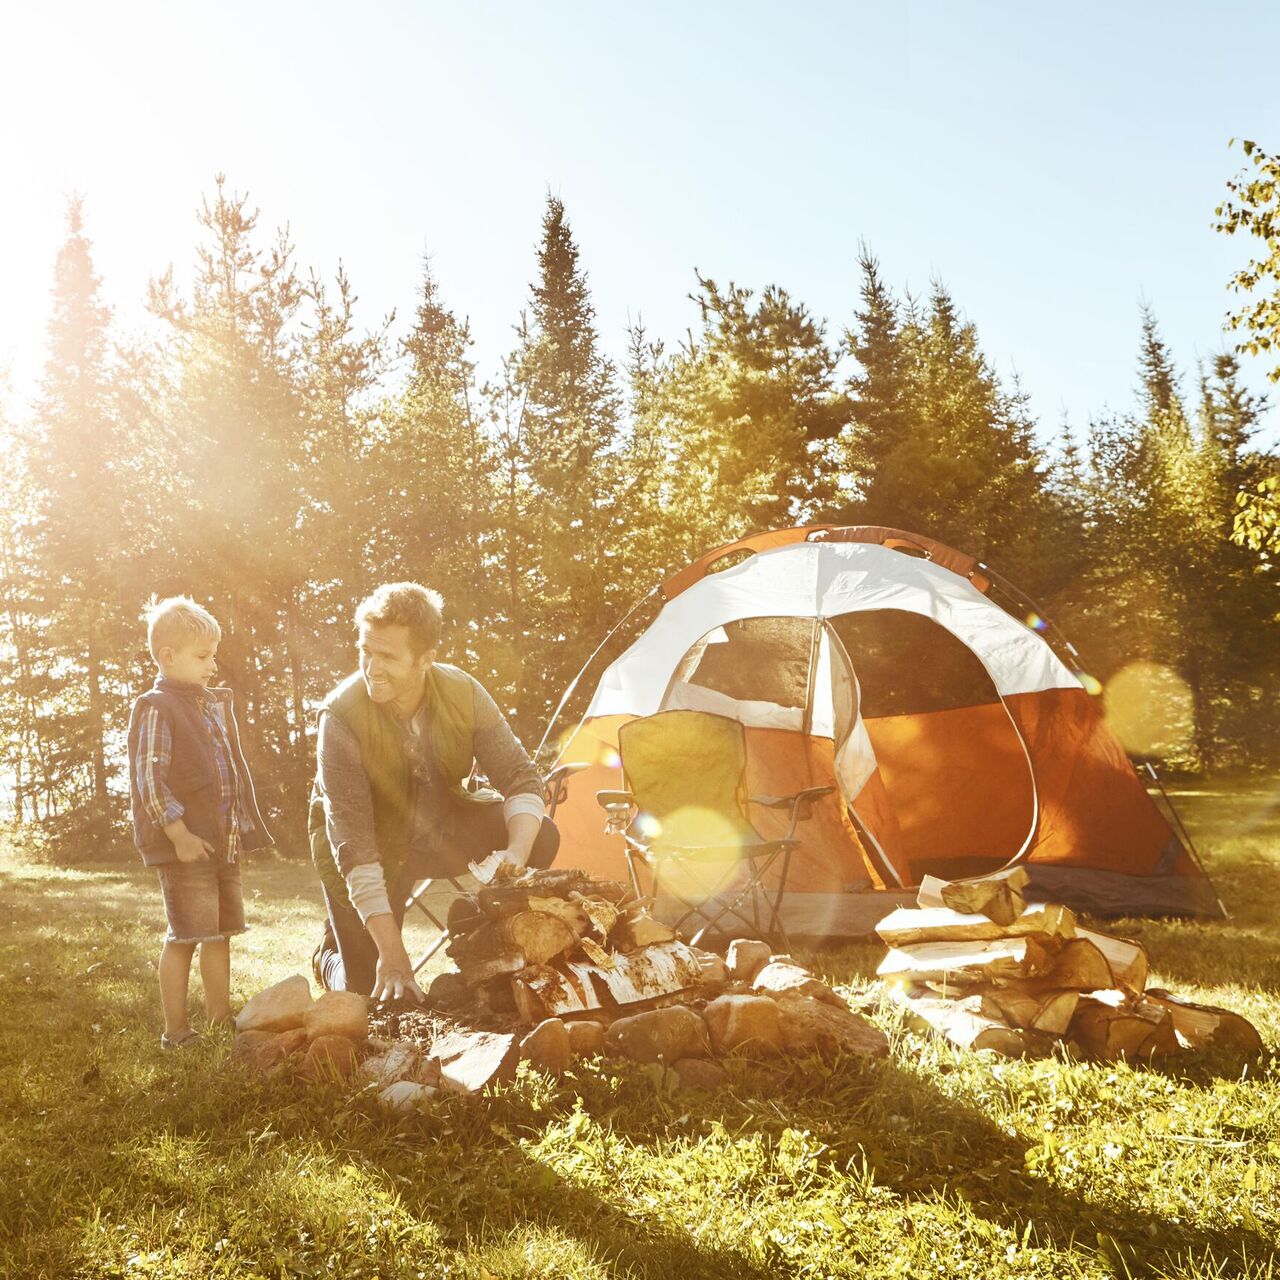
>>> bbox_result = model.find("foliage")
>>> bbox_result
[1215,139,1280,383]
[1233,476,1280,556]
[1049,314,1277,769]
[1,782,1278,1278]
[1,176,1278,847]
[837,250,1055,591]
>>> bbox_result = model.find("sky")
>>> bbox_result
[3,1,1278,444]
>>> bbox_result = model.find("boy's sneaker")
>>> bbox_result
[160,1029,201,1051]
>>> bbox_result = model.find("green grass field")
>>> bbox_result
[2,781,1278,1279]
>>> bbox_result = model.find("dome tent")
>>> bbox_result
[548,525,1222,936]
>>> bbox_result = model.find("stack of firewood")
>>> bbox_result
[442,866,707,1024]
[876,868,1261,1061]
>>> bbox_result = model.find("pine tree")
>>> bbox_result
[22,198,136,832]
[840,264,1049,584]
[147,175,308,817]
[495,196,625,736]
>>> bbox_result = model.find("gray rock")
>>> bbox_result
[519,1018,572,1076]
[299,1034,361,1082]
[303,990,369,1042]
[566,1020,607,1059]
[775,993,889,1059]
[726,939,773,984]
[605,1005,708,1063]
[378,1080,437,1115]
[752,959,846,1007]
[703,993,783,1056]
[672,1057,729,1091]
[235,975,314,1033]
[360,1040,419,1085]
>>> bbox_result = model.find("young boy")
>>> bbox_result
[126,596,272,1049]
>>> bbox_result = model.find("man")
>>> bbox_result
[309,582,557,1001]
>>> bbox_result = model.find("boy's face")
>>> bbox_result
[358,622,434,711]
[160,638,219,686]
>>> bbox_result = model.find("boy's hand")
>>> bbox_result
[172,829,214,863]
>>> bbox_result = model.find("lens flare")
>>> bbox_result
[634,811,663,838]
[1025,612,1049,632]
[650,806,744,905]
[1103,662,1194,757]
[1075,671,1104,696]
[601,747,621,769]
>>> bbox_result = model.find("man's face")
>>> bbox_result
[358,622,433,708]
[162,638,219,687]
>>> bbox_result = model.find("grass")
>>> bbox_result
[1,780,1278,1279]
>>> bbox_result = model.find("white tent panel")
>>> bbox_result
[587,541,1079,720]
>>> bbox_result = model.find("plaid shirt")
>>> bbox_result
[133,681,254,860]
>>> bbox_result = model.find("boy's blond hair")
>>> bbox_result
[144,596,222,661]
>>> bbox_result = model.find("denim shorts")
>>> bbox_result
[155,853,247,944]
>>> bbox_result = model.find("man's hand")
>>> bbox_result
[365,912,425,1003]
[166,821,213,864]
[371,953,426,1004]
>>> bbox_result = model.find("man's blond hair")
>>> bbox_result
[144,596,222,661]
[355,582,444,656]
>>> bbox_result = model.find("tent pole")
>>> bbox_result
[1143,762,1230,919]
[533,586,660,766]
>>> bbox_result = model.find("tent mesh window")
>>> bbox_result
[830,610,1000,716]
[680,617,814,708]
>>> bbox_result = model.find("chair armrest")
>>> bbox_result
[596,789,635,810]
[547,762,589,786]
[750,786,835,811]
[544,761,590,816]
[751,785,836,842]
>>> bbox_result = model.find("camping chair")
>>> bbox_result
[595,710,832,948]
[405,761,588,974]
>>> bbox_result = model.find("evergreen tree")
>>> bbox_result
[22,199,138,832]
[148,175,309,817]
[495,196,625,735]
[840,261,1049,585]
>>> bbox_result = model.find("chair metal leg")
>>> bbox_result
[404,875,467,975]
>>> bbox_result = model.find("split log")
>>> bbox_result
[608,910,676,952]
[979,985,1079,1037]
[1075,927,1148,993]
[891,990,1036,1056]
[570,891,619,942]
[876,935,1059,984]
[1069,991,1177,1060]
[1042,937,1115,991]
[1144,989,1264,1057]
[917,867,1030,926]
[875,902,1074,948]
[446,911,580,984]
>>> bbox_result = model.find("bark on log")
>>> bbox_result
[1069,991,1177,1060]
[979,986,1080,1036]
[512,940,702,1018]
[1143,990,1264,1057]
[876,902,1074,947]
